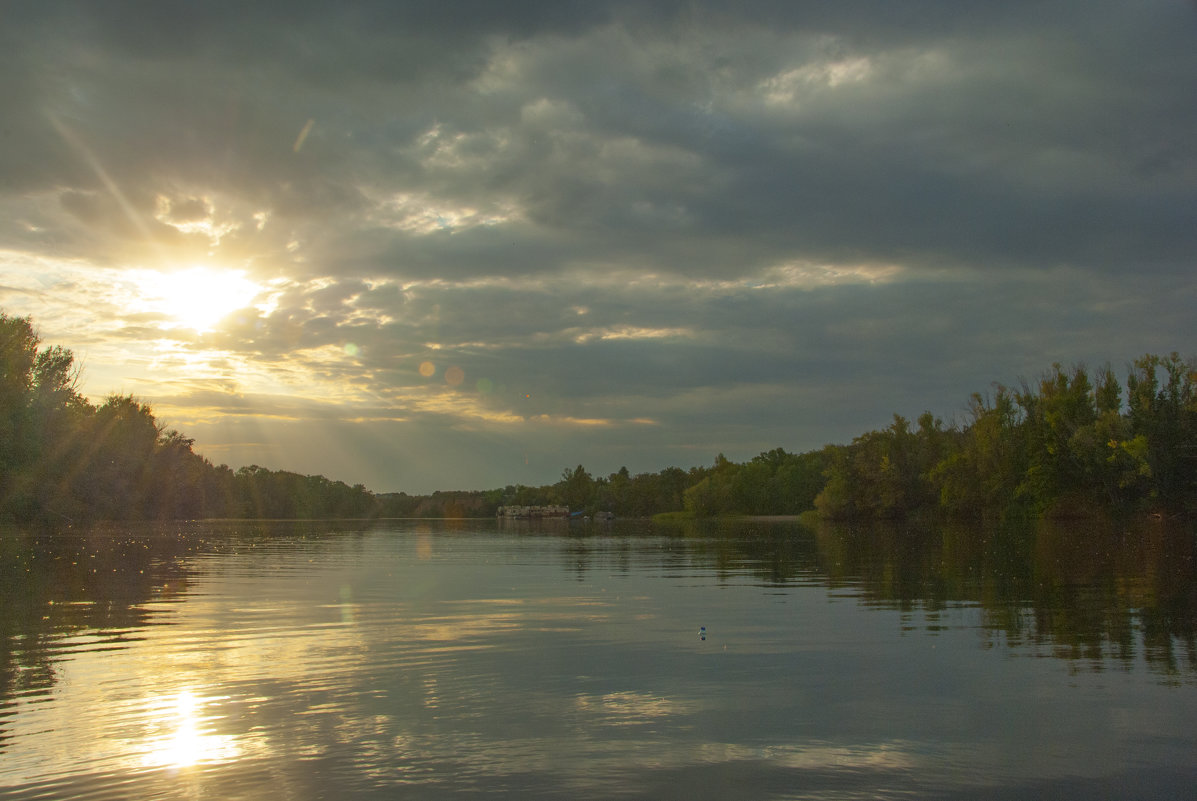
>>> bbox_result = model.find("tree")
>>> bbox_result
[556,464,594,511]
[0,314,39,477]
[683,475,732,516]
[931,387,1025,516]
[1126,353,1197,510]
[76,395,162,518]
[769,450,827,514]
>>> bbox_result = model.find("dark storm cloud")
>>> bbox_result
[8,0,1193,275]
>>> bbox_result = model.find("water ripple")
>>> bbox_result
[2,521,1195,799]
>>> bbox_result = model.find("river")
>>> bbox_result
[1,517,1194,799]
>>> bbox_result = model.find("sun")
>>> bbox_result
[145,265,262,332]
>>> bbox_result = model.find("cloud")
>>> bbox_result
[1,1,1195,492]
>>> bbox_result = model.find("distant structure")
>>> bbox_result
[496,505,569,519]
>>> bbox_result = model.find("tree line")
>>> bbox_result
[3,310,1194,522]
[376,450,828,520]
[0,313,373,523]
[815,357,1197,520]
[393,356,1197,521]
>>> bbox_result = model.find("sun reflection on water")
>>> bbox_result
[137,689,240,769]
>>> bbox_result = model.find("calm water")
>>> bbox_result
[1,517,1195,800]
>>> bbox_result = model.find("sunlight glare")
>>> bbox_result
[139,689,240,769]
[145,266,262,332]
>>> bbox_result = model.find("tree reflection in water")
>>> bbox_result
[2,515,1194,733]
[0,517,1194,800]
[655,515,1197,680]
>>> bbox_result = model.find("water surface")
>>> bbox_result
[1,517,1194,799]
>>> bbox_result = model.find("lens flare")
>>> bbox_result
[418,361,436,377]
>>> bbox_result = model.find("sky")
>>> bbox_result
[1,1,1195,494]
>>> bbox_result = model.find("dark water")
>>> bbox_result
[1,517,1194,800]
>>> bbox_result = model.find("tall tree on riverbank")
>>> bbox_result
[817,358,1197,520]
[0,312,378,523]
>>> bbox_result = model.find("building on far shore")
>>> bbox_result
[496,505,569,518]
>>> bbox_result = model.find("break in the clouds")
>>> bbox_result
[2,1,1195,493]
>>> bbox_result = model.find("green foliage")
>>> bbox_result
[683,474,731,516]
[232,465,374,519]
[820,357,1197,521]
[1125,353,1197,508]
[5,309,1194,523]
[558,464,595,510]
[930,388,1026,515]
[815,414,954,519]
[0,310,380,523]
[381,450,827,520]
